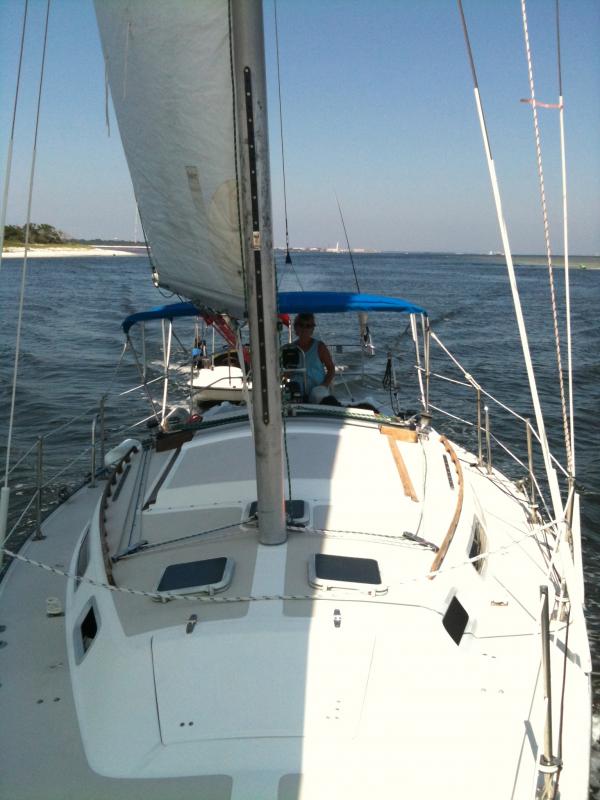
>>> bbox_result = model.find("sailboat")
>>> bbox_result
[0,2,591,799]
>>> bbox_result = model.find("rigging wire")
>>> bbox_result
[273,0,292,266]
[520,0,572,475]
[0,0,30,278]
[335,192,376,354]
[3,518,560,600]
[103,55,111,136]
[555,0,575,476]
[273,247,294,512]
[382,321,412,415]
[335,192,361,293]
[272,0,299,514]
[4,0,52,489]
[456,0,565,528]
[272,0,304,293]
[139,214,175,299]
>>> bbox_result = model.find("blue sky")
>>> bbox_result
[1,0,598,253]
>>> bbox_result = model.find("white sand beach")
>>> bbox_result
[1,245,138,258]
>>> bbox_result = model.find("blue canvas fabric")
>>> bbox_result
[277,291,427,316]
[122,302,198,333]
[121,292,427,333]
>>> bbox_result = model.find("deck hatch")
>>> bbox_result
[152,626,374,742]
[157,556,233,595]
[442,596,469,645]
[309,554,386,594]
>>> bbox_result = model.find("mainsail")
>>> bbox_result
[95,0,248,317]
[98,0,286,542]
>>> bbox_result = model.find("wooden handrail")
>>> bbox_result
[380,425,419,502]
[429,436,464,577]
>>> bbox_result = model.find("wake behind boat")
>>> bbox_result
[0,1,591,799]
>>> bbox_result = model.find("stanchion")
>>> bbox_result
[485,406,492,474]
[33,436,45,540]
[0,486,10,568]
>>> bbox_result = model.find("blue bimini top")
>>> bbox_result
[121,292,427,333]
[122,302,199,334]
[276,292,427,316]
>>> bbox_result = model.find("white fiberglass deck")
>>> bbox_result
[0,410,591,799]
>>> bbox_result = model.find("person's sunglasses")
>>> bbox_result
[296,323,314,329]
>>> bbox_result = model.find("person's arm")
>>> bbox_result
[318,341,335,387]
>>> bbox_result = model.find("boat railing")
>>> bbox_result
[429,330,569,469]
[0,383,158,576]
[419,328,572,530]
[427,396,553,521]
[1,322,574,580]
[425,360,585,610]
[538,586,561,785]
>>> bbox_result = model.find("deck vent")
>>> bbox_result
[309,554,387,595]
[74,528,90,591]
[157,557,233,596]
[76,604,98,663]
[81,606,98,654]
[469,519,486,574]
[73,598,101,664]
[442,596,469,645]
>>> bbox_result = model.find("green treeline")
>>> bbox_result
[4,223,68,245]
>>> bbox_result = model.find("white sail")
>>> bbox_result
[95,0,247,317]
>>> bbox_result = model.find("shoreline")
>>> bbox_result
[1,245,142,259]
[2,246,597,268]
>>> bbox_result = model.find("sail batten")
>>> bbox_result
[95,0,247,317]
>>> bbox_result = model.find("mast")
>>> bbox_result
[231,0,287,544]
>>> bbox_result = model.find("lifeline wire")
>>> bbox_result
[4,0,52,489]
[1,521,559,604]
[0,0,30,277]
[520,0,572,474]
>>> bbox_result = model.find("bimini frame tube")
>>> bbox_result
[161,320,173,423]
[410,314,425,409]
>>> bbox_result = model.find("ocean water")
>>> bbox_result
[1,251,599,792]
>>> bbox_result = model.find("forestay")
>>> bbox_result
[95,0,247,317]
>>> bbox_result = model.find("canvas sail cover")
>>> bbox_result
[95,1,247,317]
